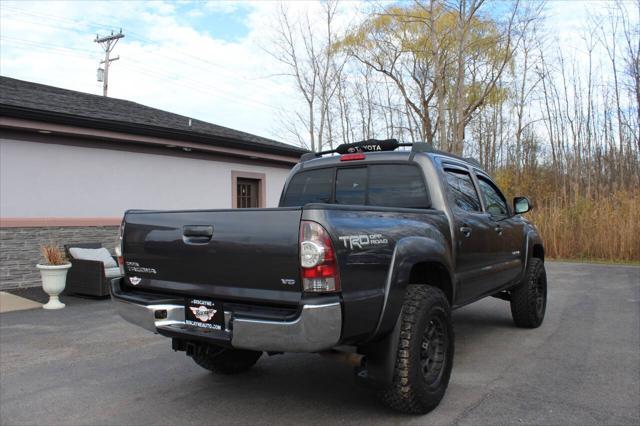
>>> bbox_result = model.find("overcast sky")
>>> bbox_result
[0,0,620,147]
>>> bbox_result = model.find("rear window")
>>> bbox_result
[281,164,429,209]
[335,168,367,205]
[281,167,333,206]
[368,165,429,208]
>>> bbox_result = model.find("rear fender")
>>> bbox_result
[357,236,453,388]
[373,236,454,338]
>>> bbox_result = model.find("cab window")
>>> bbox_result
[476,175,509,217]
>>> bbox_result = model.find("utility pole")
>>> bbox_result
[94,29,124,97]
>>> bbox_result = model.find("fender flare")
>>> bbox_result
[373,235,454,338]
[358,235,453,388]
[522,229,544,278]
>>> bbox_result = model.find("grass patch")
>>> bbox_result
[548,258,640,266]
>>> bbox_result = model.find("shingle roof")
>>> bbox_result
[0,76,306,156]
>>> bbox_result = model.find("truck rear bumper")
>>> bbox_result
[110,279,342,353]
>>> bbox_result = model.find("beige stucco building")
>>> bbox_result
[0,76,305,289]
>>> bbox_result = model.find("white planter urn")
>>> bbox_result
[37,263,72,310]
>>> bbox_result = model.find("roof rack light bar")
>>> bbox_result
[300,139,433,162]
[299,138,483,168]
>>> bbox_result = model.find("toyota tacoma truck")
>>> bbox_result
[111,139,546,414]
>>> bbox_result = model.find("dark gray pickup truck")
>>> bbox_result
[111,140,546,414]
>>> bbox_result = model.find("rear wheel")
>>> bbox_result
[379,285,454,414]
[510,258,547,328]
[191,345,262,374]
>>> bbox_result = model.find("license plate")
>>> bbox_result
[185,298,225,330]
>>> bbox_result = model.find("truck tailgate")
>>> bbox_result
[122,208,303,305]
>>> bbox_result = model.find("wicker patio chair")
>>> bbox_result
[64,243,120,297]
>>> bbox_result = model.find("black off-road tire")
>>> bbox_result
[510,258,547,328]
[379,285,454,414]
[191,345,262,374]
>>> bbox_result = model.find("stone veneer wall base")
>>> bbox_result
[0,226,119,290]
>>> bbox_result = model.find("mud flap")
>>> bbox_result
[355,316,401,389]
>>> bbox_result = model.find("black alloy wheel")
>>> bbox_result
[420,316,448,387]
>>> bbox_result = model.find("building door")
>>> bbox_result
[237,178,260,208]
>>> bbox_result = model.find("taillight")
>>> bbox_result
[300,221,340,293]
[116,218,125,274]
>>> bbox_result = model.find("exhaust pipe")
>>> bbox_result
[319,350,364,367]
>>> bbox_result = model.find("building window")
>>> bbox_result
[237,178,259,208]
[231,171,266,208]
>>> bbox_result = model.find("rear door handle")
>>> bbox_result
[494,225,503,235]
[460,226,472,238]
[183,225,213,244]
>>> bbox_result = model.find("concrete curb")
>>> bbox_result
[0,291,43,313]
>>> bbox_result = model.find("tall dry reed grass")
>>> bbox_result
[528,190,640,262]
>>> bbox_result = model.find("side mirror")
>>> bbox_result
[513,197,532,214]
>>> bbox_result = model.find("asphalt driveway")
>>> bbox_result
[1,262,638,425]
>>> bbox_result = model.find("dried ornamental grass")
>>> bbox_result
[528,190,640,262]
[40,244,68,266]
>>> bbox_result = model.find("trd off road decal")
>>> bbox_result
[339,234,389,250]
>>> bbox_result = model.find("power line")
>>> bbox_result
[1,6,285,93]
[0,36,97,58]
[0,35,288,113]
[119,60,282,112]
[1,6,299,112]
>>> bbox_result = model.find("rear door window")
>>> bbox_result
[444,169,482,212]
[281,168,333,206]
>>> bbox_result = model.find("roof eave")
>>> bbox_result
[0,104,308,158]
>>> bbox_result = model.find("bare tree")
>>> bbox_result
[268,1,344,152]
[269,0,639,260]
